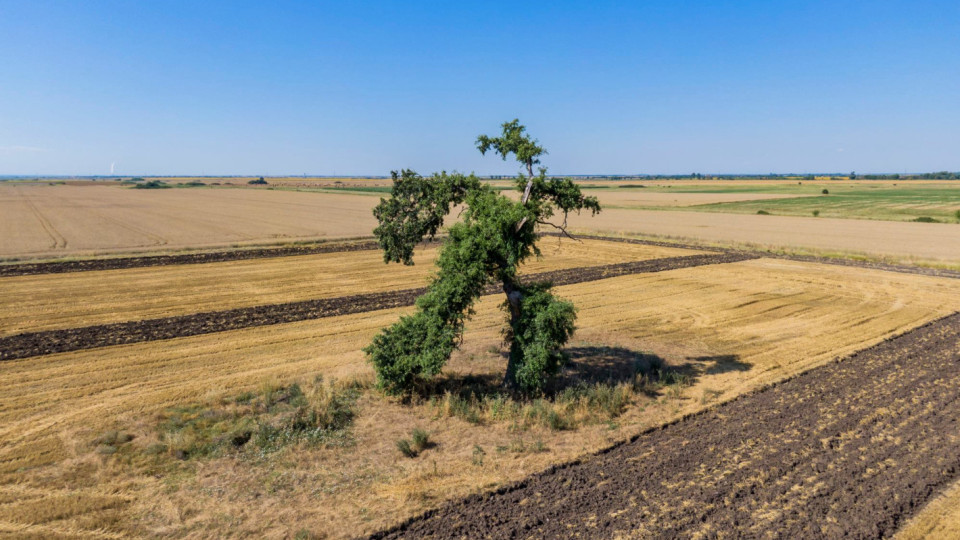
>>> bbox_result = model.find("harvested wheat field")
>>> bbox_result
[0,183,379,259]
[0,238,701,337]
[2,255,959,538]
[569,207,960,264]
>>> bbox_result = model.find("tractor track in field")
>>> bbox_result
[371,312,960,539]
[0,252,755,361]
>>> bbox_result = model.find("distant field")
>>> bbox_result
[581,180,960,221]
[0,183,379,259]
[2,255,958,538]
[3,181,960,265]
[0,239,698,336]
[569,207,960,265]
[676,185,960,222]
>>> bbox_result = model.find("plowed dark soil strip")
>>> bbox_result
[0,252,754,361]
[372,313,960,539]
[0,240,384,277]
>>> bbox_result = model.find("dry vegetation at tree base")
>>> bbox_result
[0,239,699,337]
[2,256,959,538]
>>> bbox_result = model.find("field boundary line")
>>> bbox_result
[0,252,756,361]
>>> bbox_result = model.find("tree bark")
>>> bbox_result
[501,278,523,389]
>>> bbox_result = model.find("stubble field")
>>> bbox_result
[2,233,960,538]
[4,181,960,266]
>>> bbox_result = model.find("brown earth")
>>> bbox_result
[0,252,754,361]
[373,312,960,539]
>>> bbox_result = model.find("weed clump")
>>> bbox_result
[821,188,829,195]
[397,427,433,458]
[912,216,940,223]
[812,210,820,217]
[155,377,361,460]
[756,210,770,215]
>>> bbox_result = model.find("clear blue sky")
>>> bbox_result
[1,1,957,176]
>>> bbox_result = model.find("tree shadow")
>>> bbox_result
[411,347,750,402]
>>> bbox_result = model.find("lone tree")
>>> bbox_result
[364,120,601,394]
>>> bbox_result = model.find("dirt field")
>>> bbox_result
[2,256,958,538]
[377,313,960,538]
[0,183,379,259]
[0,239,700,337]
[4,183,960,266]
[570,207,960,264]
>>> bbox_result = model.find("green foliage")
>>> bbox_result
[411,428,430,451]
[132,180,171,189]
[912,216,940,223]
[155,380,359,460]
[822,188,830,195]
[504,283,577,393]
[365,120,600,395]
[756,210,770,215]
[249,177,268,185]
[371,169,481,265]
[812,210,820,217]
[396,428,431,458]
[396,438,417,458]
[954,210,960,222]
[476,119,546,175]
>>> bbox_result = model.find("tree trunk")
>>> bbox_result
[501,278,523,389]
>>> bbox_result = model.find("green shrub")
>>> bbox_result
[756,210,770,215]
[132,180,171,189]
[912,216,940,223]
[821,188,829,195]
[812,210,820,217]
[411,428,430,452]
[955,210,960,222]
[248,177,268,185]
[396,438,417,458]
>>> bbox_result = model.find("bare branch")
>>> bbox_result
[536,218,581,242]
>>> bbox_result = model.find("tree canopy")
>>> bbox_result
[364,120,600,394]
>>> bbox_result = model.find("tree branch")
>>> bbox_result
[536,218,581,242]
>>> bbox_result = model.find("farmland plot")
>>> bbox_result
[0,239,701,336]
[2,256,958,538]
